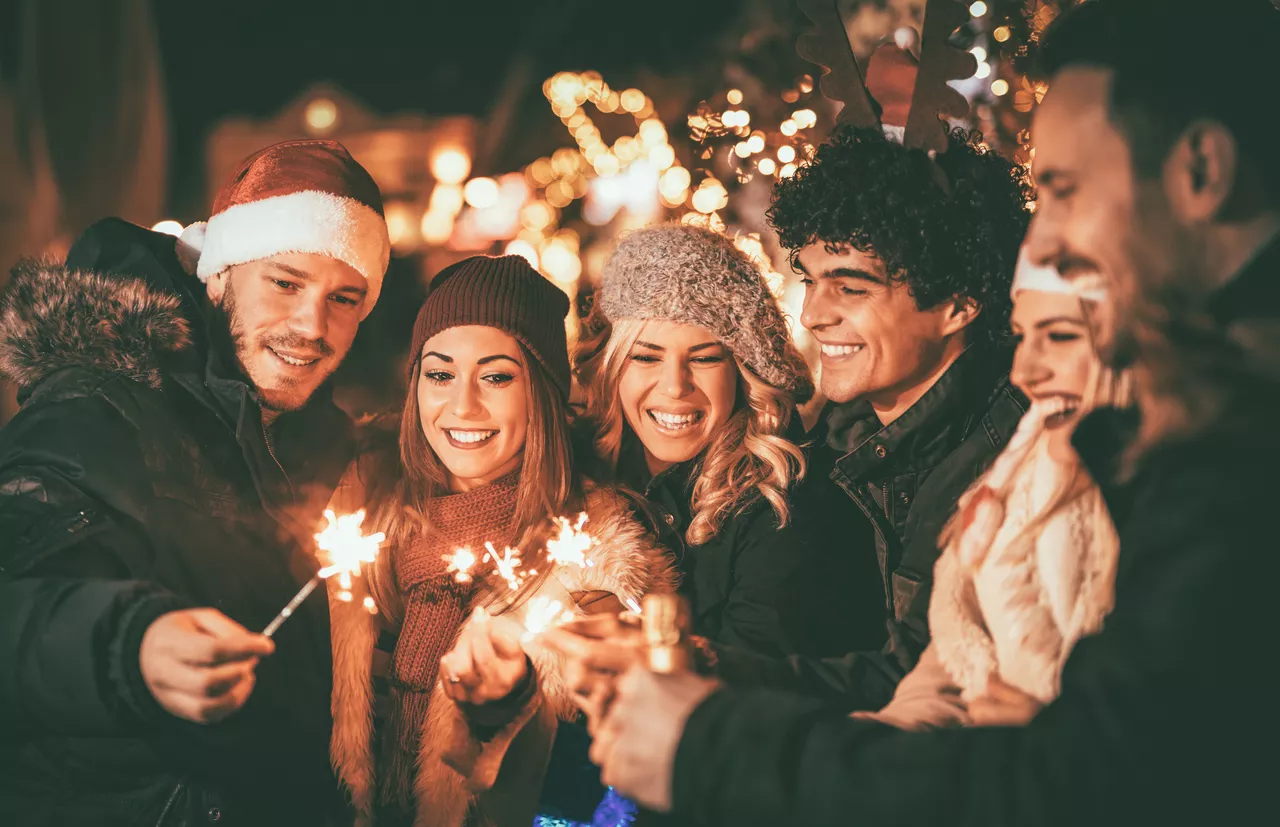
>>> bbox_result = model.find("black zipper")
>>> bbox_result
[261,419,296,501]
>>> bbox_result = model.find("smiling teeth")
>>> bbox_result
[820,344,863,357]
[650,411,701,430]
[448,429,497,444]
[272,350,317,367]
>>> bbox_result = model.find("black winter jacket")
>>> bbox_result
[0,220,355,827]
[634,427,884,659]
[711,347,1025,709]
[668,399,1279,827]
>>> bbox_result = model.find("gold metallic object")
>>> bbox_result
[641,593,691,674]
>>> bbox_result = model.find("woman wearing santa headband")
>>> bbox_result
[324,255,673,827]
[865,248,1132,731]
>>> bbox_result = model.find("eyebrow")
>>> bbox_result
[421,351,521,366]
[634,340,724,353]
[265,261,367,297]
[1035,315,1087,329]
[798,264,884,284]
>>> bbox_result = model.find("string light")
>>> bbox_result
[777,145,796,163]
[780,119,798,136]
[975,63,992,79]
[463,177,500,209]
[779,162,798,178]
[991,79,1010,96]
[746,134,766,154]
[726,89,743,105]
[969,1,988,16]
[993,25,1012,42]
[971,46,987,62]
[304,98,338,133]
[757,158,777,176]
[430,147,471,185]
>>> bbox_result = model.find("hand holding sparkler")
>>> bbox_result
[440,607,530,705]
[139,608,275,724]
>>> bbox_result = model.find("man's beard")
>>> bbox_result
[213,280,336,413]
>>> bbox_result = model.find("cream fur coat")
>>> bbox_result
[328,475,672,827]
[873,403,1120,730]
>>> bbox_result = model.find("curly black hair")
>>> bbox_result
[767,125,1033,350]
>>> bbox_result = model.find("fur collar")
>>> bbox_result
[329,484,673,827]
[0,258,191,391]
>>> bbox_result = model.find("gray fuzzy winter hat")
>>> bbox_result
[599,223,814,403]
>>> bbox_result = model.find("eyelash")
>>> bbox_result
[799,277,866,297]
[1011,331,1083,346]
[421,371,515,386]
[628,354,725,365]
[271,279,358,306]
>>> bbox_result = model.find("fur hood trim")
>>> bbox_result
[329,484,673,827]
[0,258,191,390]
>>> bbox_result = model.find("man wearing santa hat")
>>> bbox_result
[0,140,389,826]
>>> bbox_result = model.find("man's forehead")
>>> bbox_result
[797,241,884,273]
[1031,67,1120,171]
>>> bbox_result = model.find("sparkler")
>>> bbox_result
[521,596,577,642]
[484,542,526,591]
[444,547,478,583]
[262,509,385,638]
[545,512,594,569]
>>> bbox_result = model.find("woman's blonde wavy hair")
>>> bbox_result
[576,310,806,546]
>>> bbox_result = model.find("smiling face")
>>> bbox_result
[1010,289,1098,440]
[797,242,977,422]
[617,320,739,475]
[416,325,529,492]
[206,252,367,413]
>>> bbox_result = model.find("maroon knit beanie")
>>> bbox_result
[411,255,572,398]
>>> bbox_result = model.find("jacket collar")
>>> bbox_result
[824,344,1015,479]
[1206,229,1280,325]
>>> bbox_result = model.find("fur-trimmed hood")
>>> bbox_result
[0,258,192,391]
[329,483,675,827]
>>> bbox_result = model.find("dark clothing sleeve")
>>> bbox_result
[671,438,1273,827]
[711,639,905,712]
[0,390,183,736]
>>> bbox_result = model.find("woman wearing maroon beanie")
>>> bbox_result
[324,255,673,827]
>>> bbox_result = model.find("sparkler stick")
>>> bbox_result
[262,509,385,638]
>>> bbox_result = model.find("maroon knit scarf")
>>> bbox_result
[378,471,520,807]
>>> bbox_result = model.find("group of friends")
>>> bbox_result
[2,1,1277,825]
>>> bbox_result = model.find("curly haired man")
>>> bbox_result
[707,124,1034,710]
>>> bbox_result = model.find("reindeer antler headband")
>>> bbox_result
[797,0,976,155]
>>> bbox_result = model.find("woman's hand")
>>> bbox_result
[540,613,643,733]
[968,676,1044,727]
[440,607,529,706]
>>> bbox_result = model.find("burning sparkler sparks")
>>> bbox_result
[522,596,577,641]
[444,547,478,583]
[262,509,385,637]
[545,512,594,569]
[485,542,526,591]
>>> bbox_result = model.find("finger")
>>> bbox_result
[191,610,276,657]
[155,659,258,697]
[541,630,637,674]
[443,637,482,691]
[487,620,526,660]
[555,613,630,640]
[198,672,256,723]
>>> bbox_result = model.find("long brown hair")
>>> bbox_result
[364,334,581,623]
[576,309,805,546]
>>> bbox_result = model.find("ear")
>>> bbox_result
[1165,120,1237,223]
[205,268,228,305]
[939,295,981,338]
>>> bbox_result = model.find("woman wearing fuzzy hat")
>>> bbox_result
[867,248,1130,731]
[576,223,885,659]
[325,255,674,827]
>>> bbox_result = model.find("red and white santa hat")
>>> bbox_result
[1011,246,1107,302]
[176,139,391,317]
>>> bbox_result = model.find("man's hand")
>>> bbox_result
[589,665,721,813]
[968,676,1044,727]
[540,613,642,732]
[440,607,529,706]
[139,608,274,724]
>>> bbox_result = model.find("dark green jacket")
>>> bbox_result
[0,220,354,827]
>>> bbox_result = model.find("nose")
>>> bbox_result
[451,377,485,419]
[800,283,838,332]
[1023,205,1064,272]
[1010,337,1052,395]
[288,292,330,343]
[660,356,695,399]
